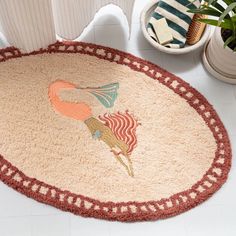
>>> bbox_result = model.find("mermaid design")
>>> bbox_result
[48,80,139,176]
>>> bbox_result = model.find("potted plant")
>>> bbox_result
[189,0,236,84]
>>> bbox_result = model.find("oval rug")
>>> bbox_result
[0,42,231,221]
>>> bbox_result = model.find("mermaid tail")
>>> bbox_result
[80,83,119,108]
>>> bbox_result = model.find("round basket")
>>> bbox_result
[140,0,211,54]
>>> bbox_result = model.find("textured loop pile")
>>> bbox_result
[0,42,231,222]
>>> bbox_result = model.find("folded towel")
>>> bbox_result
[147,0,201,48]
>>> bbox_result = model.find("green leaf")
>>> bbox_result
[211,2,224,13]
[218,3,236,26]
[187,8,222,17]
[232,15,236,22]
[223,35,235,48]
[198,18,234,30]
[188,9,221,17]
[205,0,217,5]
[211,2,231,19]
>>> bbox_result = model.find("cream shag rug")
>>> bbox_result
[0,42,231,221]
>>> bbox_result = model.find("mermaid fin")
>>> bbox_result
[85,83,119,108]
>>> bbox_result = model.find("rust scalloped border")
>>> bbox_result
[0,41,232,222]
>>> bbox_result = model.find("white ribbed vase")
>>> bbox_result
[203,27,236,84]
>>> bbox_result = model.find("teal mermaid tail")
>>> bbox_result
[79,83,119,108]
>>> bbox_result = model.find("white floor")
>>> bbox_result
[0,1,236,236]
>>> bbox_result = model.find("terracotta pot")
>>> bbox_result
[202,27,236,84]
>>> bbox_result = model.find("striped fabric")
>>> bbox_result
[148,0,200,48]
